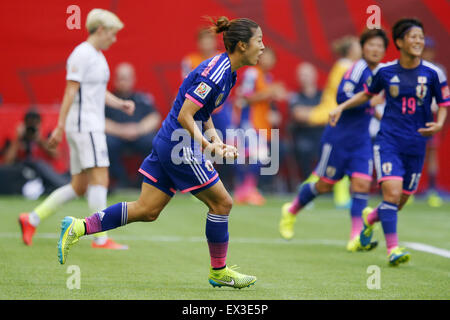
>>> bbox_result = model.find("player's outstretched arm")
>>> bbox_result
[105,90,135,115]
[329,91,371,127]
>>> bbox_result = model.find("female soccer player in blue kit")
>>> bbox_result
[329,18,450,266]
[57,16,264,289]
[279,28,388,252]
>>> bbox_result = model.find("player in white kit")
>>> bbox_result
[19,9,134,249]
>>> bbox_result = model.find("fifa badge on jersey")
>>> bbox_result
[215,93,224,106]
[326,166,336,178]
[343,81,355,97]
[389,85,399,98]
[366,76,372,87]
[416,84,427,100]
[382,162,392,175]
[194,82,212,99]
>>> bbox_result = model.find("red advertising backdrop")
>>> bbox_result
[0,0,449,190]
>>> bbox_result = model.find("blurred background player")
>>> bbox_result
[280,29,388,252]
[181,27,219,79]
[18,9,132,249]
[233,47,287,205]
[105,62,161,189]
[330,18,450,266]
[288,62,324,185]
[57,16,265,289]
[291,36,362,209]
[421,36,447,207]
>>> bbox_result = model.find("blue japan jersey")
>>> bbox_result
[365,59,450,155]
[157,52,237,142]
[322,59,373,147]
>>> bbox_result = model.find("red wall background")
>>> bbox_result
[0,0,449,191]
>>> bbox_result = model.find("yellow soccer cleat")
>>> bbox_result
[388,247,411,266]
[346,235,378,252]
[279,203,296,240]
[57,216,84,265]
[208,265,256,289]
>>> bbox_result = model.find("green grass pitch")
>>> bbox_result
[0,192,449,299]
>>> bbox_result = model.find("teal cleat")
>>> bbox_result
[57,216,84,265]
[360,207,375,247]
[388,247,411,266]
[346,235,378,252]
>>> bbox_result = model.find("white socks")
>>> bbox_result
[87,184,108,244]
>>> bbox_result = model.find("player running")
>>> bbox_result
[329,18,449,266]
[18,9,131,249]
[279,28,388,252]
[57,16,264,289]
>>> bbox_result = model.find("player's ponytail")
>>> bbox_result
[208,16,259,53]
[211,16,231,33]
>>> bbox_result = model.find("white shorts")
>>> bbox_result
[66,131,109,175]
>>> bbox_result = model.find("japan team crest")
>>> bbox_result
[382,162,392,175]
[416,83,427,100]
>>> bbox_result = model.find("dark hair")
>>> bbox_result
[360,28,389,49]
[209,16,259,53]
[392,18,424,50]
[24,109,41,123]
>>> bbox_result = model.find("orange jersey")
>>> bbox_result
[181,53,205,79]
[240,66,273,133]
[181,52,219,79]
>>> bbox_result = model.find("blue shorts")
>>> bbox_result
[139,135,220,197]
[313,139,373,184]
[373,142,425,195]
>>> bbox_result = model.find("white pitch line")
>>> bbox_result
[401,242,450,259]
[2,232,449,258]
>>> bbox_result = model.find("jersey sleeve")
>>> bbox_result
[184,76,219,108]
[430,68,450,107]
[364,66,384,96]
[66,46,90,83]
[337,62,371,103]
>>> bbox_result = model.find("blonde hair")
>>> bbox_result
[85,9,124,34]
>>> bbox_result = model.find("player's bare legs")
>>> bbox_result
[194,179,233,216]
[127,183,172,222]
[71,171,89,196]
[398,193,410,211]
